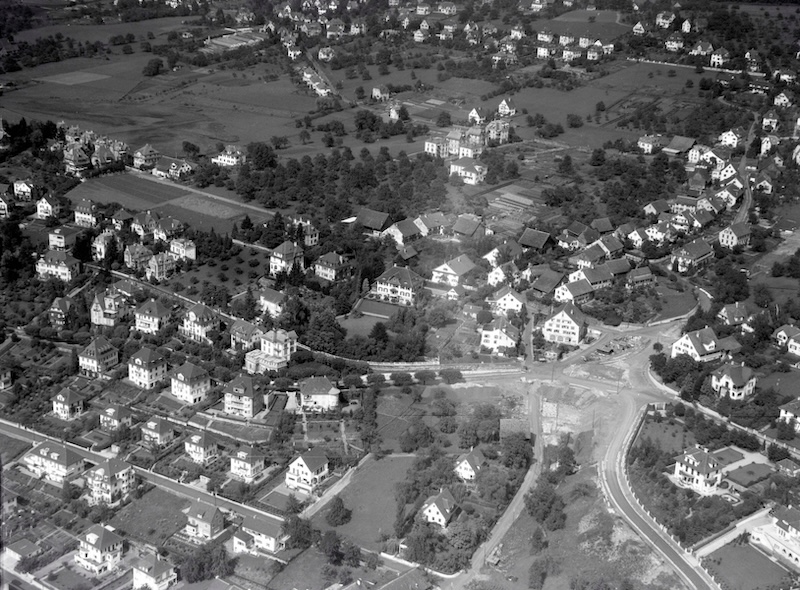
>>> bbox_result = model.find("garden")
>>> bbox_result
[705,542,792,590]
[109,487,190,547]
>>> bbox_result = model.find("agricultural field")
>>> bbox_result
[705,542,792,590]
[109,487,190,546]
[310,454,417,549]
[13,17,190,45]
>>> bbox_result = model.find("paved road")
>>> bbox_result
[734,117,757,225]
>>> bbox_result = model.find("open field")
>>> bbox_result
[13,17,190,45]
[0,434,31,464]
[652,279,697,321]
[705,543,792,590]
[375,394,420,447]
[310,454,416,550]
[636,420,696,456]
[109,487,190,546]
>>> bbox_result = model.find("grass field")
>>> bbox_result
[653,279,697,321]
[109,487,189,546]
[0,434,31,464]
[705,543,791,590]
[338,314,384,338]
[311,455,416,550]
[636,420,696,456]
[375,395,420,447]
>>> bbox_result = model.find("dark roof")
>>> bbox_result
[356,207,391,231]
[519,228,552,250]
[532,269,564,294]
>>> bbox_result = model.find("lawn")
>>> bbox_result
[47,564,97,590]
[653,279,697,321]
[375,394,421,448]
[0,434,31,464]
[338,314,384,338]
[636,419,696,456]
[310,454,416,550]
[109,488,190,546]
[705,543,792,590]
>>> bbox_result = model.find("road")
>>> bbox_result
[733,117,758,225]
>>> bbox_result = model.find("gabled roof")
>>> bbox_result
[87,458,131,480]
[392,218,422,238]
[591,217,614,234]
[26,442,82,467]
[186,302,216,323]
[452,214,484,236]
[532,269,564,294]
[80,336,116,359]
[241,514,284,539]
[547,301,586,326]
[519,228,552,249]
[299,375,337,395]
[129,346,165,367]
[675,238,713,260]
[356,207,391,231]
[376,265,424,289]
[231,319,263,339]
[492,285,524,303]
[133,554,175,580]
[457,448,486,473]
[186,499,221,524]
[712,363,754,388]
[440,254,476,276]
[726,223,751,239]
[172,361,209,382]
[50,296,74,315]
[422,488,457,518]
[136,299,171,319]
[565,279,594,297]
[52,387,83,405]
[223,374,257,398]
[297,448,329,472]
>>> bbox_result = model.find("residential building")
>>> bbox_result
[497,97,516,117]
[233,515,287,555]
[154,217,184,242]
[185,499,224,540]
[489,286,525,315]
[288,215,320,247]
[230,446,266,483]
[750,505,800,571]
[370,265,424,306]
[270,240,304,275]
[85,459,135,506]
[184,431,218,465]
[171,362,211,404]
[449,158,486,184]
[74,199,99,227]
[314,252,353,282]
[125,244,154,271]
[542,302,587,346]
[299,376,340,412]
[170,238,196,261]
[22,442,85,485]
[0,194,11,219]
[179,303,219,344]
[133,144,161,169]
[135,299,171,334]
[718,223,751,249]
[211,145,246,167]
[36,250,80,282]
[480,317,520,354]
[146,252,175,281]
[671,327,723,363]
[554,279,595,304]
[711,363,757,400]
[132,554,178,590]
[131,210,161,238]
[245,328,297,374]
[258,288,285,318]
[49,296,74,329]
[78,336,119,377]
[454,448,486,481]
[223,374,263,418]
[432,254,477,286]
[13,179,34,201]
[717,302,748,327]
[773,324,800,348]
[710,48,729,67]
[52,388,84,420]
[286,449,330,493]
[99,405,132,432]
[75,524,124,574]
[128,347,167,390]
[141,416,174,447]
[92,230,116,261]
[36,195,60,220]
[670,239,714,273]
[421,488,457,528]
[383,219,423,247]
[230,319,264,352]
[673,447,722,495]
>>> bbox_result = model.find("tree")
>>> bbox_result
[320,530,343,564]
[557,155,573,174]
[355,86,366,100]
[142,58,164,76]
[271,136,289,150]
[566,114,583,128]
[398,105,410,121]
[285,493,304,515]
[439,368,463,384]
[181,544,234,582]
[415,370,436,385]
[182,141,200,159]
[326,495,352,526]
[283,516,317,549]
[436,111,452,127]
[299,129,311,144]
[342,541,362,567]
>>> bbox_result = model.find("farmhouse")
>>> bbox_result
[670,239,713,273]
[286,449,330,493]
[718,224,751,249]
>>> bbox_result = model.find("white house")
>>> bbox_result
[489,285,524,315]
[230,447,266,483]
[75,525,124,575]
[298,376,340,412]
[22,442,84,485]
[480,317,519,354]
[497,97,517,117]
[269,240,305,275]
[223,374,263,418]
[710,363,757,400]
[718,223,751,249]
[36,250,80,282]
[184,431,218,465]
[542,302,586,346]
[132,554,178,590]
[233,515,287,555]
[420,488,457,528]
[673,447,722,495]
[85,459,135,506]
[78,336,118,378]
[179,303,219,344]
[370,265,424,306]
[286,449,329,493]
[52,388,84,420]
[170,362,211,404]
[244,328,297,374]
[141,416,174,448]
[454,448,486,481]
[36,195,60,220]
[128,347,167,390]
[134,299,171,335]
[670,327,723,363]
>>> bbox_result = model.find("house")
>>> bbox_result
[449,158,486,185]
[299,376,340,412]
[85,459,135,506]
[711,363,757,400]
[718,223,751,249]
[452,213,487,240]
[314,252,353,282]
[421,488,457,528]
[185,499,224,540]
[0,194,11,219]
[554,279,594,304]
[36,195,60,219]
[710,48,729,67]
[718,127,746,149]
[519,228,553,251]
[690,41,713,56]
[717,302,748,327]
[288,215,320,247]
[432,254,477,286]
[773,324,800,348]
[627,266,655,289]
[22,442,84,485]
[124,244,153,271]
[141,416,174,447]
[655,11,675,28]
[671,327,723,363]
[750,505,800,569]
[542,302,587,346]
[414,212,453,236]
[171,362,211,404]
[13,179,35,201]
[270,240,304,276]
[230,447,266,484]
[372,85,391,101]
[286,449,330,493]
[234,515,288,555]
[258,288,285,318]
[383,219,422,247]
[455,448,486,481]
[638,135,666,154]
[179,303,219,344]
[673,447,722,495]
[52,388,84,420]
[133,144,161,169]
[99,404,132,432]
[132,210,161,238]
[146,252,175,281]
[75,525,124,574]
[92,230,116,261]
[211,145,246,167]
[49,296,74,328]
[468,107,488,125]
[489,285,525,315]
[774,91,794,108]
[74,199,100,227]
[110,209,132,231]
[154,217,184,242]
[670,239,713,273]
[480,317,520,354]
[135,299,171,334]
[497,97,517,117]
[128,347,167,390]
[370,265,424,306]
[230,319,264,352]
[530,269,564,299]
[170,238,196,261]
[184,431,218,465]
[223,374,263,418]
[132,554,178,590]
[665,32,684,52]
[245,328,298,374]
[78,336,119,377]
[37,250,80,282]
